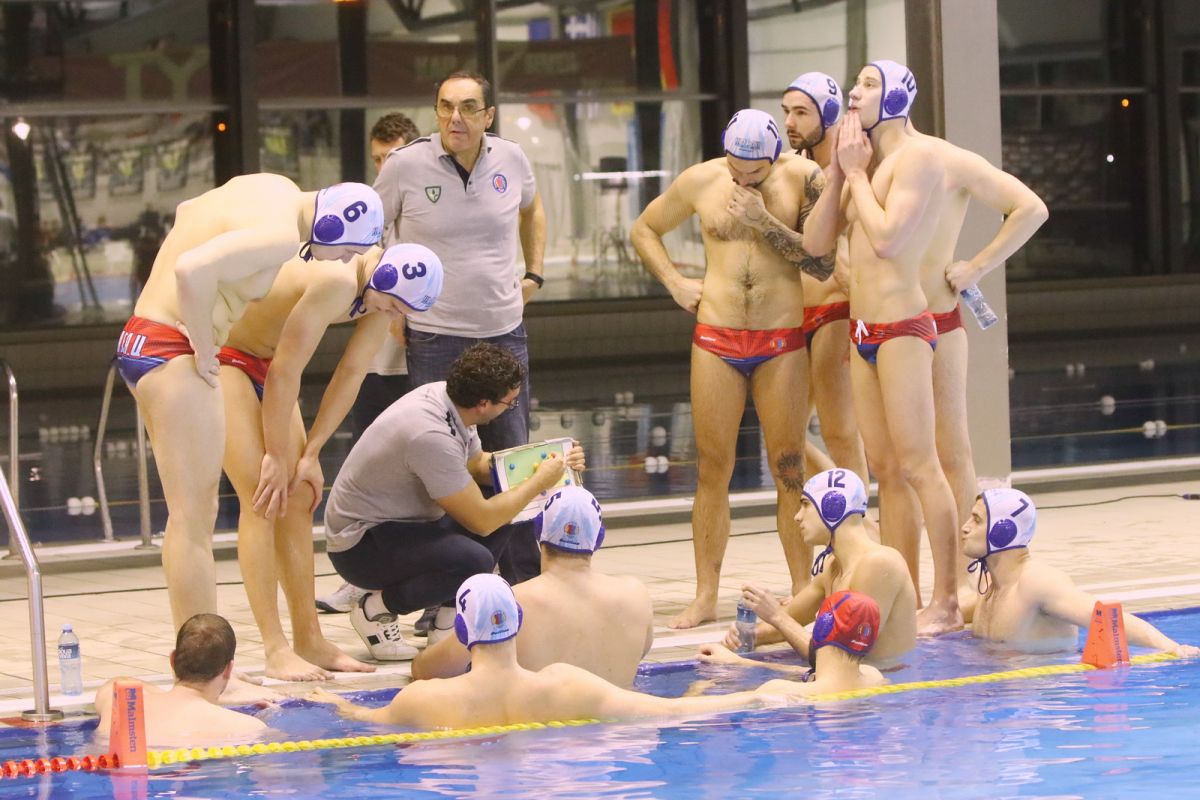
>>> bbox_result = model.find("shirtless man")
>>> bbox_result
[803,61,962,634]
[114,177,384,665]
[960,488,1200,657]
[780,72,869,485]
[218,242,443,680]
[94,614,267,746]
[698,590,886,699]
[906,123,1048,594]
[411,486,653,687]
[309,573,786,728]
[632,109,833,629]
[705,468,915,669]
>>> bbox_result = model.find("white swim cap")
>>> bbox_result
[967,487,1037,593]
[802,469,869,575]
[786,72,844,137]
[454,574,523,650]
[722,109,784,163]
[866,60,917,130]
[303,182,385,261]
[537,485,604,554]
[350,242,444,318]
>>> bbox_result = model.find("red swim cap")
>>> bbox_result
[813,590,880,656]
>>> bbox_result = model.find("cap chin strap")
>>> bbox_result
[348,293,368,318]
[811,544,833,576]
[299,242,314,262]
[967,556,991,595]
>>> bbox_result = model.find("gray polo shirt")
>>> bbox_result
[373,132,536,338]
[323,381,481,552]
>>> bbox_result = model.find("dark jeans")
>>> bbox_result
[328,516,517,614]
[351,372,410,444]
[405,322,540,583]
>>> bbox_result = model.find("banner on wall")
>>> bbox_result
[260,125,298,178]
[156,140,191,191]
[65,151,98,199]
[107,148,145,196]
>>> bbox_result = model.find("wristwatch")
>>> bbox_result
[523,271,544,289]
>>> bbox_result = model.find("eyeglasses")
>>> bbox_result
[435,101,490,121]
[494,396,520,410]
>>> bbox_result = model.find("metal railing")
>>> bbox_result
[2,359,19,557]
[94,363,156,548]
[0,363,63,722]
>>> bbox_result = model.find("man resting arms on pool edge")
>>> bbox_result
[961,488,1200,657]
[309,574,792,728]
[95,614,268,746]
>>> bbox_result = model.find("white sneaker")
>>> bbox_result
[349,595,419,661]
[316,582,368,614]
[426,606,458,645]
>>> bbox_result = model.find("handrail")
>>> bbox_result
[2,359,19,557]
[94,364,156,549]
[0,463,63,722]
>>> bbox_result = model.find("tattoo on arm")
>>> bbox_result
[794,171,836,281]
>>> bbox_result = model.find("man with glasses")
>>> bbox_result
[373,71,547,588]
[323,344,585,661]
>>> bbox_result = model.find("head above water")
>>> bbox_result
[536,485,605,555]
[849,60,917,131]
[800,468,869,575]
[963,488,1038,593]
[171,613,236,684]
[350,242,444,319]
[455,573,523,649]
[782,72,843,151]
[302,182,385,262]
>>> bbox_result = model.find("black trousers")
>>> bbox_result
[328,516,516,614]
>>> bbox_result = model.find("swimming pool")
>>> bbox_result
[3,607,1198,798]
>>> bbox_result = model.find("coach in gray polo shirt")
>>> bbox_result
[325,344,583,660]
[373,70,547,584]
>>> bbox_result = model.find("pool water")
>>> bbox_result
[2,608,1199,799]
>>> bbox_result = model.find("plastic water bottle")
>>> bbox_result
[735,600,757,654]
[960,285,999,330]
[57,624,83,696]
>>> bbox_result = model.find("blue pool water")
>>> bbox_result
[3,608,1199,799]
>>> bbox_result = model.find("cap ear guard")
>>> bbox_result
[454,612,469,646]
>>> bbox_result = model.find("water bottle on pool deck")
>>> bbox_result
[960,285,999,330]
[58,624,83,696]
[735,600,757,653]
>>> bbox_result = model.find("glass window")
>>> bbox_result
[0,112,215,328]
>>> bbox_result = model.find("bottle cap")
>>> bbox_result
[62,624,73,632]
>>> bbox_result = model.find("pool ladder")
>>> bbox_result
[0,358,63,722]
[94,363,157,549]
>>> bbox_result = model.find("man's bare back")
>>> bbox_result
[509,570,653,687]
[135,174,307,353]
[95,681,266,747]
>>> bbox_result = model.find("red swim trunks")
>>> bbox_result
[803,301,851,347]
[850,311,938,365]
[693,323,806,377]
[931,305,964,335]
[114,316,272,399]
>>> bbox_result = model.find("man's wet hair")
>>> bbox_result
[370,112,419,146]
[437,70,494,109]
[447,343,525,408]
[172,613,237,683]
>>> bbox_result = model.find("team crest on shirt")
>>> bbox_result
[492,174,508,194]
[425,186,442,203]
